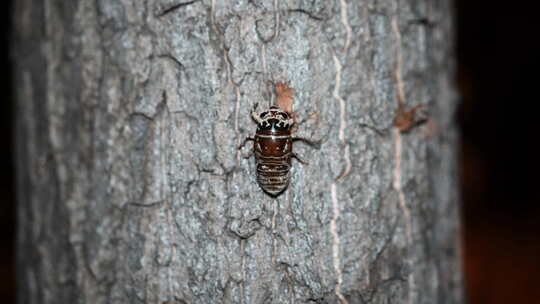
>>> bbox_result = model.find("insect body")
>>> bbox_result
[240,104,295,196]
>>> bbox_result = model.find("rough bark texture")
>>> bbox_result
[13,0,462,303]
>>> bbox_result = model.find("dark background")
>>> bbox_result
[1,1,539,303]
[458,1,540,303]
[1,0,15,302]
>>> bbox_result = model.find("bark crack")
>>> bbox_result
[210,0,243,166]
[328,0,353,300]
[339,0,352,52]
[260,45,272,108]
[330,53,349,304]
[334,56,351,182]
[158,53,185,71]
[330,184,347,304]
[273,0,281,41]
[286,9,326,21]
[240,239,247,304]
[271,196,279,266]
[391,10,416,304]
[157,0,202,18]
[254,0,281,44]
[256,0,281,107]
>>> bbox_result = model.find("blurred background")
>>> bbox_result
[0,0,14,302]
[1,1,539,303]
[458,1,540,303]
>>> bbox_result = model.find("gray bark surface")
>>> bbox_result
[13,0,462,303]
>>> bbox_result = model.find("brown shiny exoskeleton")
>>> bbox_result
[240,104,306,196]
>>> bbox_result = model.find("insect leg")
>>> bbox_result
[238,136,255,159]
[292,152,309,165]
[238,136,255,150]
[292,137,322,149]
[242,149,254,159]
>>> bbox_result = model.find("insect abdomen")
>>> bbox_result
[255,156,291,195]
[253,133,292,195]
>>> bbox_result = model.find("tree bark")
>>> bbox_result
[13,0,462,303]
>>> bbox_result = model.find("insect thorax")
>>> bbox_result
[255,106,293,132]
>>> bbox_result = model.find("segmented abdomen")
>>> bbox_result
[255,154,291,195]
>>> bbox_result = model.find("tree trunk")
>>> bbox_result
[13,0,462,303]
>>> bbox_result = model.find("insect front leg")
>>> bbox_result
[238,136,255,159]
[251,103,263,124]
